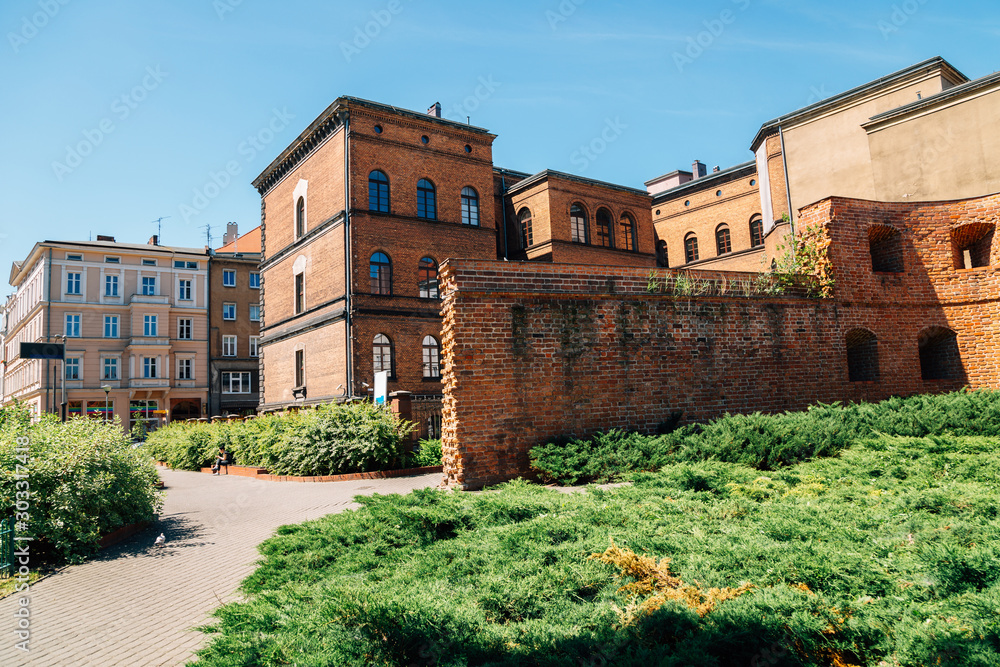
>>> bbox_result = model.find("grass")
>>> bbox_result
[192,430,1000,666]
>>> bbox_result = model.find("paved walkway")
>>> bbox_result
[0,467,443,666]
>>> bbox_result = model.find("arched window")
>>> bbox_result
[684,233,699,263]
[295,197,306,238]
[417,178,437,219]
[656,240,668,268]
[919,326,964,381]
[518,208,533,249]
[846,328,879,382]
[369,170,390,213]
[749,215,764,248]
[422,335,441,378]
[370,252,391,295]
[716,225,732,255]
[570,203,588,244]
[596,208,614,248]
[620,213,636,252]
[373,334,393,376]
[461,187,479,226]
[418,257,438,299]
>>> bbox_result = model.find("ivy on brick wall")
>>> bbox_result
[774,219,836,298]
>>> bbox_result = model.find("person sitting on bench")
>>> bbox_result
[212,445,231,475]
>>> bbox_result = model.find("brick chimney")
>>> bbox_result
[427,102,442,118]
[222,222,239,246]
[692,160,707,179]
[148,235,158,246]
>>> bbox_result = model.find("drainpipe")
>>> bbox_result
[45,247,52,415]
[500,174,509,260]
[342,111,354,400]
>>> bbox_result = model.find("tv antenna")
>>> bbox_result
[200,224,222,247]
[150,216,171,243]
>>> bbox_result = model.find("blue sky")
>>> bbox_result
[1,0,997,289]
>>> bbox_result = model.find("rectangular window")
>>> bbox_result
[177,359,193,380]
[223,335,237,357]
[249,336,260,357]
[66,272,81,295]
[177,318,192,340]
[66,254,83,261]
[142,277,156,296]
[249,304,260,321]
[223,303,236,320]
[294,274,304,314]
[105,275,119,297]
[141,259,157,266]
[249,272,260,289]
[221,371,252,394]
[222,270,236,287]
[143,357,158,378]
[65,314,81,337]
[295,349,304,387]
[103,357,119,380]
[174,260,199,269]
[104,315,119,338]
[105,256,120,264]
[143,315,158,337]
[178,279,192,300]
[65,357,80,380]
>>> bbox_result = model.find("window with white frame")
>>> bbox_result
[178,279,192,301]
[249,336,260,357]
[223,335,237,357]
[177,318,192,340]
[141,277,156,296]
[66,253,83,261]
[222,371,252,394]
[102,357,118,380]
[174,260,198,269]
[142,259,157,266]
[105,256,120,264]
[66,272,81,295]
[422,335,441,378]
[223,303,236,320]
[143,315,158,337]
[249,272,260,289]
[177,358,193,380]
[223,270,236,287]
[143,357,158,378]
[249,304,260,322]
[65,314,81,337]
[105,275,119,297]
[65,357,81,380]
[104,315,119,338]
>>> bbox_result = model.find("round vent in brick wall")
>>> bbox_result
[421,135,429,144]
[750,179,756,186]
[464,144,472,153]
[374,124,383,134]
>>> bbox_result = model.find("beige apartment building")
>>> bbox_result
[651,56,1000,271]
[2,236,210,431]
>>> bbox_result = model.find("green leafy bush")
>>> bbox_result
[144,402,413,476]
[0,411,162,564]
[414,438,443,467]
[531,390,1000,484]
[194,432,1000,666]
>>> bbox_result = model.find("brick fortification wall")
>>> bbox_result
[440,194,1000,489]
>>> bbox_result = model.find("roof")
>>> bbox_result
[253,96,497,193]
[651,161,756,204]
[216,226,262,254]
[863,69,1000,129]
[749,56,968,150]
[644,169,692,187]
[505,169,650,198]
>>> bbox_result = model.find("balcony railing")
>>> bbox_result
[128,337,170,347]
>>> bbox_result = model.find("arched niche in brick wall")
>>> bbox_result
[918,326,965,382]
[868,224,904,273]
[845,328,880,382]
[951,222,995,270]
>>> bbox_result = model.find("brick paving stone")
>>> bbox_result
[0,466,442,666]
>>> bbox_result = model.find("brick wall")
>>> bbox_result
[439,193,1000,489]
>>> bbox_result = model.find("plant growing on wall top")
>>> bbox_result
[772,221,836,298]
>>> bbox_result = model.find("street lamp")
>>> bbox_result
[102,385,112,422]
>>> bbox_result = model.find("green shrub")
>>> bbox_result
[531,390,1000,485]
[0,414,162,564]
[414,438,443,467]
[194,433,1000,666]
[144,402,413,476]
